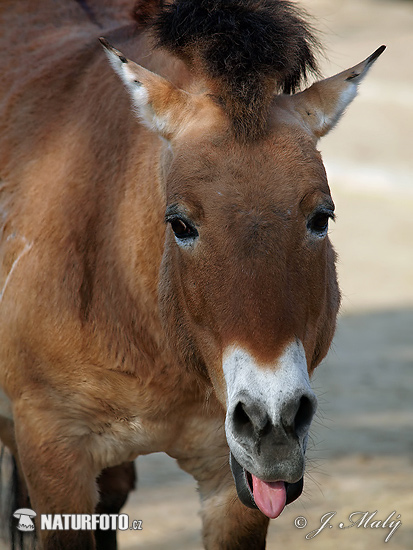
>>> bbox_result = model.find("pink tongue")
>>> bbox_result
[251,475,287,519]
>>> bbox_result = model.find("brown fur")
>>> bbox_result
[132,0,164,27]
[0,1,383,548]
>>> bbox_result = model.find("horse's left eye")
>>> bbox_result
[307,210,334,237]
[169,217,198,240]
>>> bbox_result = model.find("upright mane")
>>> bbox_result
[133,0,319,140]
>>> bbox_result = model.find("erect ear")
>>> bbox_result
[99,38,193,140]
[289,46,386,139]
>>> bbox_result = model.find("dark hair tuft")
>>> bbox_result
[133,0,320,140]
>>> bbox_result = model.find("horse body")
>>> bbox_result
[0,1,383,548]
[0,6,245,546]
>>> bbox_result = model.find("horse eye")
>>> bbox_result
[170,218,198,239]
[307,211,333,236]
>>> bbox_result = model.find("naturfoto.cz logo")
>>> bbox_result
[14,510,143,532]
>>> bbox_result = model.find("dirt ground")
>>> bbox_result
[118,1,413,549]
[2,0,413,549]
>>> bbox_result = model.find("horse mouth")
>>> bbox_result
[230,453,304,519]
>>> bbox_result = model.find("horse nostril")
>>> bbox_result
[294,395,316,437]
[233,399,271,440]
[233,401,253,438]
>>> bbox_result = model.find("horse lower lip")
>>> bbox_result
[285,476,304,505]
[230,453,304,511]
[246,470,253,491]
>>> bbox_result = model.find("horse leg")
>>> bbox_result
[0,417,17,456]
[95,462,137,550]
[1,412,136,550]
[14,405,98,550]
[174,420,269,550]
[0,416,36,546]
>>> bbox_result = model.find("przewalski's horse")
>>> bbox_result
[0,0,384,548]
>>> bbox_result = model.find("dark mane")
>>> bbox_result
[133,0,320,141]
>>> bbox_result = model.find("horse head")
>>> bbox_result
[101,35,384,518]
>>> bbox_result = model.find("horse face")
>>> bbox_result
[158,126,339,513]
[103,41,383,517]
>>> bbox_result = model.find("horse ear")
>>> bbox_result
[99,38,190,140]
[290,46,386,139]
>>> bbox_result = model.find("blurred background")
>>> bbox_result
[119,0,413,548]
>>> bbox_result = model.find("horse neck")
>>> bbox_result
[1,25,181,375]
[72,38,176,371]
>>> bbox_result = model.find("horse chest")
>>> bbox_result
[85,400,199,469]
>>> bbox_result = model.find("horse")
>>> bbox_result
[0,0,384,548]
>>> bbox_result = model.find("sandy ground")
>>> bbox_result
[2,0,413,549]
[118,1,413,549]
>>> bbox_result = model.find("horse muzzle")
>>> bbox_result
[222,341,317,518]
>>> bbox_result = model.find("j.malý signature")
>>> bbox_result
[305,510,401,543]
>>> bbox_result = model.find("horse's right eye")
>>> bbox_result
[307,208,335,238]
[308,213,329,234]
[170,218,198,240]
